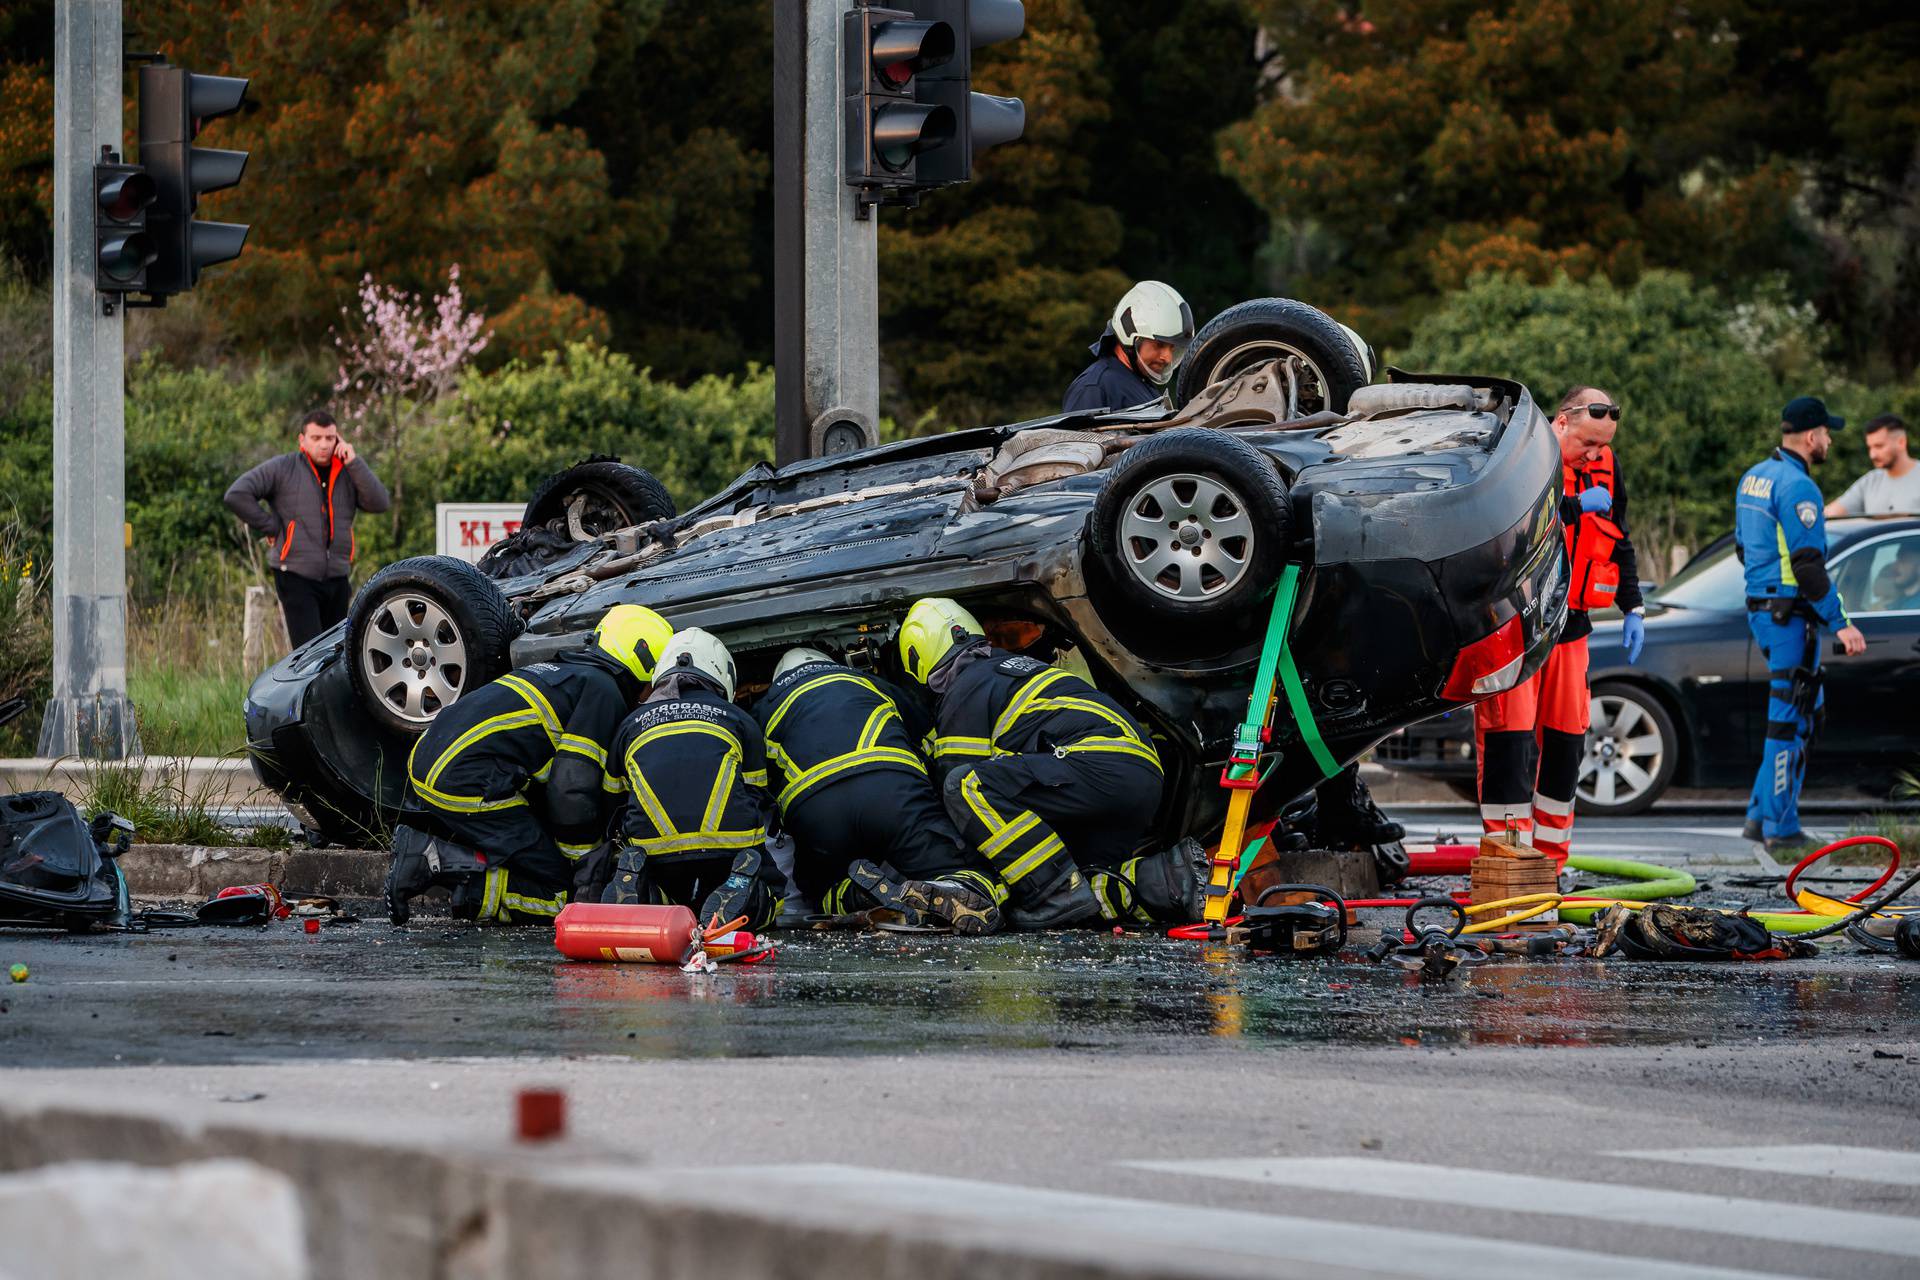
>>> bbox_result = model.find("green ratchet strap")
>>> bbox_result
[1228,564,1340,784]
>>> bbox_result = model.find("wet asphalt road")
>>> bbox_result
[5,807,1919,1279]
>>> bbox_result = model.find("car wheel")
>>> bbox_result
[1576,683,1679,817]
[522,456,676,540]
[1088,427,1290,622]
[347,556,524,736]
[1173,297,1371,413]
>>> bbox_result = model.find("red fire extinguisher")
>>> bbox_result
[553,902,700,964]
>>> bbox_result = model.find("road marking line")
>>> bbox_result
[1611,1146,1920,1187]
[1125,1157,1920,1258]
[719,1164,1804,1280]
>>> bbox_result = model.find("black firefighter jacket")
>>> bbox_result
[929,648,1161,786]
[406,649,633,844]
[612,687,775,861]
[752,661,935,814]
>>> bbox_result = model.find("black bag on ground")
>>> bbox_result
[0,791,133,930]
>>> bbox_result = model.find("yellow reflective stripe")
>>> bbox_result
[775,746,925,810]
[1776,525,1798,587]
[496,674,562,745]
[765,671,888,737]
[1001,833,1065,884]
[742,767,770,788]
[557,841,597,858]
[413,781,530,814]
[557,732,607,768]
[856,702,896,750]
[481,867,506,921]
[632,828,766,857]
[1057,737,1163,770]
[701,752,741,833]
[623,748,679,836]
[933,735,992,759]
[979,808,1041,858]
[992,668,1070,744]
[531,760,553,784]
[502,887,566,917]
[600,770,627,794]
[960,771,1006,832]
[416,708,543,791]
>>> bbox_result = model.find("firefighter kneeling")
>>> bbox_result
[587,628,788,932]
[755,647,1005,933]
[385,604,674,925]
[901,598,1206,929]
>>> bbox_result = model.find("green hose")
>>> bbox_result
[1563,853,1696,901]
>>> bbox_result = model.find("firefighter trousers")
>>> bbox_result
[1473,635,1589,857]
[943,750,1180,924]
[413,798,574,924]
[783,769,1002,913]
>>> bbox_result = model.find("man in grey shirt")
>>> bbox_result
[224,409,390,646]
[1826,414,1920,516]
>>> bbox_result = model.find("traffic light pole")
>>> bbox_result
[774,0,882,466]
[41,0,140,759]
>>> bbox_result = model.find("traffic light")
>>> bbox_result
[910,0,1026,186]
[844,6,957,204]
[137,62,250,297]
[93,161,157,293]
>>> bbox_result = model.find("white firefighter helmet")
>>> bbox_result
[773,646,834,682]
[655,627,738,701]
[1110,281,1195,387]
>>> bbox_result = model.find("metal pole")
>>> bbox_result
[40,0,140,759]
[774,0,881,467]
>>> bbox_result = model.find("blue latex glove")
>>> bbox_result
[1622,612,1646,664]
[1578,485,1612,515]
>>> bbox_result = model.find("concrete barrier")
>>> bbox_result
[0,1097,1270,1280]
[121,845,386,901]
[0,756,273,810]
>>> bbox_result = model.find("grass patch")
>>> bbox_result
[129,666,251,756]
[75,758,234,846]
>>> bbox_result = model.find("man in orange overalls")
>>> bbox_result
[1474,386,1647,857]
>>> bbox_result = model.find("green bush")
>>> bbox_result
[1396,271,1920,553]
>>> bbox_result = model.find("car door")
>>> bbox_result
[1823,529,1920,764]
[1635,538,1759,777]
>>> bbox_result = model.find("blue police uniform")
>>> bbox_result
[1734,447,1850,840]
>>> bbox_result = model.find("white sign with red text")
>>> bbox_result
[435,503,525,565]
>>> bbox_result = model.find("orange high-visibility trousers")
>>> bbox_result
[1472,636,1589,857]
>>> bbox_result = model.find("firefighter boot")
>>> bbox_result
[1123,836,1210,924]
[385,825,435,925]
[1005,864,1102,930]
[1312,766,1405,849]
[698,848,772,931]
[848,860,1003,936]
[604,845,650,906]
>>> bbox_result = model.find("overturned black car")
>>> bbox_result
[245,300,1570,851]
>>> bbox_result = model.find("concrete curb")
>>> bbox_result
[0,756,273,810]
[122,845,385,901]
[0,1097,1265,1280]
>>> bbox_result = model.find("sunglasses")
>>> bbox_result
[1572,403,1621,421]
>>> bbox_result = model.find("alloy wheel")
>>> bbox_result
[1119,471,1256,601]
[1578,692,1666,809]
[358,592,469,725]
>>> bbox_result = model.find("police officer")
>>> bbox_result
[1736,397,1867,853]
[385,603,674,924]
[899,597,1206,928]
[1063,281,1195,413]
[754,647,1005,933]
[601,629,787,931]
[1475,386,1646,858]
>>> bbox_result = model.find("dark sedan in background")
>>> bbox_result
[1376,516,1920,815]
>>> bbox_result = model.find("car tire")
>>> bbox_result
[1174,297,1371,414]
[1088,427,1291,622]
[523,456,676,540]
[1576,682,1679,817]
[347,556,524,736]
